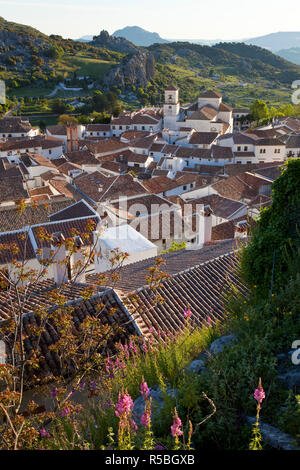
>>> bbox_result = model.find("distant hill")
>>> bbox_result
[1,16,300,109]
[77,35,94,43]
[277,47,300,66]
[113,26,169,46]
[244,32,300,52]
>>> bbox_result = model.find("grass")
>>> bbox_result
[7,87,53,98]
[56,54,118,80]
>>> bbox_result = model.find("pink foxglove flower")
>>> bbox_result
[171,409,183,437]
[140,380,150,399]
[254,378,265,404]
[115,391,134,418]
[131,419,138,432]
[40,428,50,438]
[141,411,151,427]
[184,307,192,319]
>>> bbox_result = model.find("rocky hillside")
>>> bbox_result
[103,50,155,88]
[148,41,300,84]
[91,30,138,54]
[1,17,300,106]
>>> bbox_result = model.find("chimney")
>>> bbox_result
[66,124,79,153]
[234,220,248,239]
[71,236,86,284]
[51,232,68,285]
[204,205,212,244]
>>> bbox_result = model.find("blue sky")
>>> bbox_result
[0,0,299,40]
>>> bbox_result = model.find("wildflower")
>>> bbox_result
[171,409,183,437]
[141,411,150,427]
[207,315,212,326]
[131,419,138,432]
[142,343,148,353]
[129,341,137,354]
[254,378,265,404]
[50,388,58,399]
[59,406,70,418]
[89,381,96,391]
[40,428,50,439]
[115,391,134,418]
[105,400,112,408]
[140,380,150,399]
[154,445,165,450]
[184,307,192,319]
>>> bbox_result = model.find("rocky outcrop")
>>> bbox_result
[184,359,206,375]
[92,30,138,54]
[209,334,237,355]
[132,386,178,424]
[278,368,300,392]
[103,51,155,89]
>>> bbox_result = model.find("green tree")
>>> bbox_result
[250,99,270,123]
[51,99,68,114]
[241,159,300,293]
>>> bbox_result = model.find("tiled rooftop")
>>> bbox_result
[87,240,239,294]
[125,250,247,339]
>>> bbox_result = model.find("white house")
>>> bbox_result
[0,117,40,139]
[164,87,233,134]
[93,224,158,273]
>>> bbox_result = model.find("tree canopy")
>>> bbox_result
[241,159,300,293]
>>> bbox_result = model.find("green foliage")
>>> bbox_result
[161,241,186,253]
[278,392,300,442]
[250,99,270,122]
[241,159,300,294]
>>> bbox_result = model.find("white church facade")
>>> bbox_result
[163,85,233,135]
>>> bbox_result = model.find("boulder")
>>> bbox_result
[278,368,300,391]
[132,386,178,424]
[209,334,237,355]
[184,359,206,375]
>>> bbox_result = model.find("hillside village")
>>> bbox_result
[0,85,298,284]
[0,79,299,451]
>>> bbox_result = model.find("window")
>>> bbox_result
[49,150,52,155]
[237,146,241,151]
[183,185,187,190]
[169,106,172,109]
[90,132,93,136]
[244,146,248,151]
